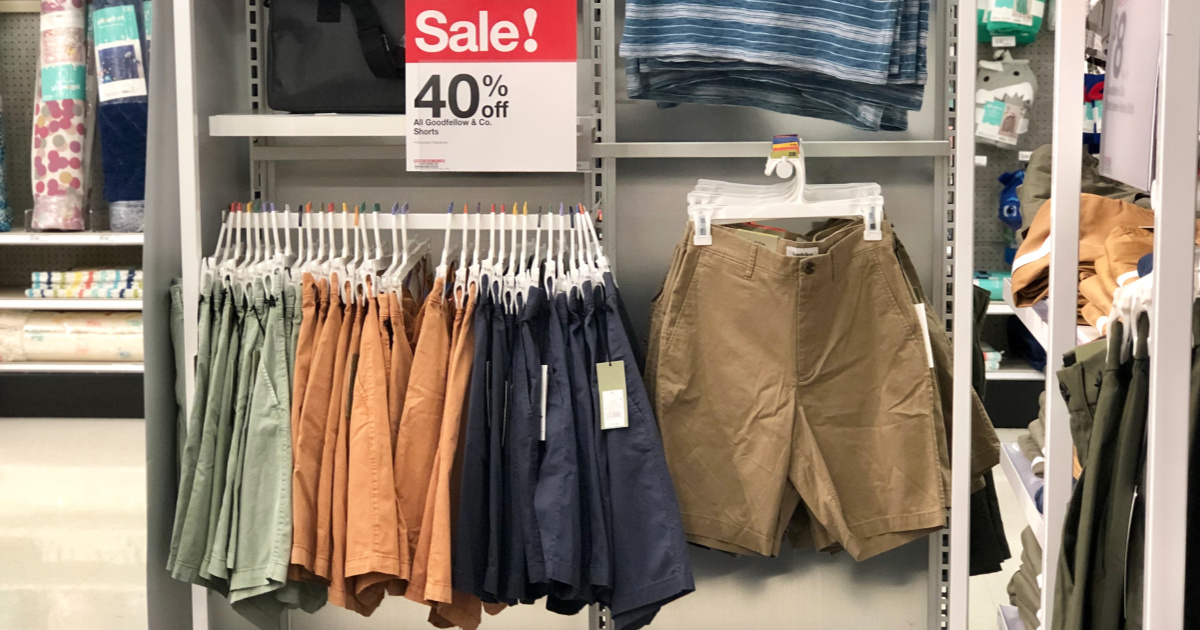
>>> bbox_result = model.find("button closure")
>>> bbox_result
[803,261,816,274]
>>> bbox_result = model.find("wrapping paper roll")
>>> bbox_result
[0,310,143,362]
[93,0,148,232]
[31,0,90,232]
[0,96,10,232]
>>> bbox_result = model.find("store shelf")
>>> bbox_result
[0,0,40,12]
[986,357,1045,381]
[210,114,409,137]
[0,289,142,311]
[591,140,952,159]
[0,362,143,373]
[998,604,1026,630]
[1003,277,1102,350]
[999,442,1045,547]
[0,227,143,245]
[988,301,1014,315]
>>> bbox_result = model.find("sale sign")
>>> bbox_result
[405,0,577,172]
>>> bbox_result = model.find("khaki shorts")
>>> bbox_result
[648,221,946,560]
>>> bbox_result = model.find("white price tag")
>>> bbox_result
[405,1,576,172]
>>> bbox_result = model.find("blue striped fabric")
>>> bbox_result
[620,0,929,129]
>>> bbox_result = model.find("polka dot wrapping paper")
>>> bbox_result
[30,0,90,231]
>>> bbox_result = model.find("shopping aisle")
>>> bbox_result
[0,418,147,630]
[971,428,1025,629]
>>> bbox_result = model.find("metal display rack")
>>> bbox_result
[152,0,980,626]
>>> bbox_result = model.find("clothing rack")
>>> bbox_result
[145,0,980,627]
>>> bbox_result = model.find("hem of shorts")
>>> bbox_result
[545,560,582,590]
[290,545,315,569]
[424,579,454,604]
[200,555,231,581]
[845,525,944,562]
[229,560,290,592]
[345,554,402,579]
[608,570,695,618]
[845,507,947,541]
[682,514,779,556]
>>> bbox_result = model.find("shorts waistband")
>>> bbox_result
[684,219,895,283]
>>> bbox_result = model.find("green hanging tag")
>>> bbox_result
[596,360,628,430]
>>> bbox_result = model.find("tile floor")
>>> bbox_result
[971,428,1029,630]
[0,418,148,630]
[0,420,1025,630]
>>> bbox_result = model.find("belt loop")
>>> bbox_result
[744,245,758,280]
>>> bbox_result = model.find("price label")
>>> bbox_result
[1098,0,1162,190]
[405,0,576,172]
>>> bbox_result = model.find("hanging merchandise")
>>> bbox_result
[0,94,10,232]
[998,169,1024,265]
[650,138,999,560]
[93,0,149,232]
[31,0,92,232]
[169,202,693,630]
[619,0,930,131]
[266,0,404,113]
[977,0,1046,47]
[975,52,1037,149]
[1083,73,1104,154]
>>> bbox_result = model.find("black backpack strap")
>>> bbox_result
[314,0,404,79]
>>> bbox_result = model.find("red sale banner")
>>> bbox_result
[405,0,577,171]
[406,0,576,62]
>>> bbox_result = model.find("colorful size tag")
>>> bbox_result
[770,134,800,159]
[597,360,628,430]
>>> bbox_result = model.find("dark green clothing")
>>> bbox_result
[1057,337,1108,461]
[1054,325,1131,630]
[1018,145,1152,232]
[1094,315,1150,630]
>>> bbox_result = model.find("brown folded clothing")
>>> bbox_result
[1028,417,1045,451]
[1018,144,1150,232]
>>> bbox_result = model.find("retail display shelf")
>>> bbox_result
[999,441,1045,546]
[998,605,1026,630]
[210,114,409,137]
[0,227,143,245]
[987,301,1014,315]
[1003,278,1101,350]
[591,139,952,159]
[0,362,144,373]
[985,357,1045,381]
[0,289,143,311]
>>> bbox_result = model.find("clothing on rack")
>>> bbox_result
[647,218,999,561]
[171,204,693,630]
[619,0,929,130]
[1053,312,1160,630]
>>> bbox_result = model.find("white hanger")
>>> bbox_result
[454,202,470,300]
[468,203,483,285]
[436,202,454,281]
[686,147,885,246]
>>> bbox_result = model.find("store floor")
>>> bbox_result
[0,418,147,630]
[971,428,1027,629]
[0,420,1022,630]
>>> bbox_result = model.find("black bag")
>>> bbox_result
[267,0,406,113]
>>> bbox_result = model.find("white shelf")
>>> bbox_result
[999,441,1045,547]
[0,362,143,373]
[988,301,1014,315]
[0,289,142,311]
[0,227,143,245]
[209,114,408,137]
[998,604,1026,630]
[1003,277,1102,350]
[986,357,1045,381]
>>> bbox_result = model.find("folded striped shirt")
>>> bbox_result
[25,287,144,299]
[30,278,144,290]
[620,0,930,129]
[30,269,143,288]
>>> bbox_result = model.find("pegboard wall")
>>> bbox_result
[0,11,109,229]
[974,34,1059,272]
